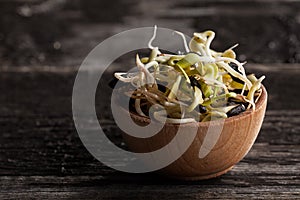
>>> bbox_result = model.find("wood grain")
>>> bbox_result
[0,64,299,199]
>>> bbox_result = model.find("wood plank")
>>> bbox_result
[0,65,299,199]
[0,174,299,199]
[0,110,299,174]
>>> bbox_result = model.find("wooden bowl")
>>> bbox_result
[121,86,267,180]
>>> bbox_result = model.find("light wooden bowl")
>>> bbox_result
[121,86,267,180]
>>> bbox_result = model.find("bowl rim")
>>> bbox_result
[125,85,267,127]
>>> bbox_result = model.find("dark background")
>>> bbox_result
[0,0,300,67]
[0,0,299,199]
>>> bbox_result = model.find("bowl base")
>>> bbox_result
[165,166,234,181]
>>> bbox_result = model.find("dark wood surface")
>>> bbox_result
[0,64,299,199]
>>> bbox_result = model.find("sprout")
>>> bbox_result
[114,26,265,123]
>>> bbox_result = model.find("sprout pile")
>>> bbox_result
[114,26,265,123]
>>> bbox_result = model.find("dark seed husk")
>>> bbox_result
[227,100,237,106]
[157,82,167,93]
[129,97,136,113]
[231,75,244,84]
[229,63,242,74]
[228,97,249,110]
[199,105,207,113]
[229,63,252,84]
[231,89,249,96]
[228,97,241,104]
[229,63,245,84]
[189,76,201,88]
[227,104,246,117]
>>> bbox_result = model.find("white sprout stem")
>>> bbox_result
[189,39,207,56]
[187,86,203,112]
[197,44,207,57]
[217,57,246,75]
[139,71,146,87]
[218,71,228,75]
[193,56,216,63]
[148,25,162,54]
[155,74,170,82]
[202,111,227,122]
[144,61,159,70]
[205,32,215,58]
[135,97,146,117]
[210,49,222,57]
[154,56,170,63]
[198,45,207,56]
[130,76,140,88]
[114,73,133,83]
[136,54,155,85]
[244,97,256,110]
[140,89,160,101]
[241,61,247,65]
[208,104,238,113]
[241,83,246,96]
[168,76,181,99]
[153,110,196,124]
[148,25,157,49]
[173,31,190,53]
[217,61,252,90]
[229,43,239,50]
[162,101,177,107]
[246,75,265,110]
[203,77,229,94]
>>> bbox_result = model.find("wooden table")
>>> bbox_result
[0,64,299,199]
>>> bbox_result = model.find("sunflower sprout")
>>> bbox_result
[114,29,265,123]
